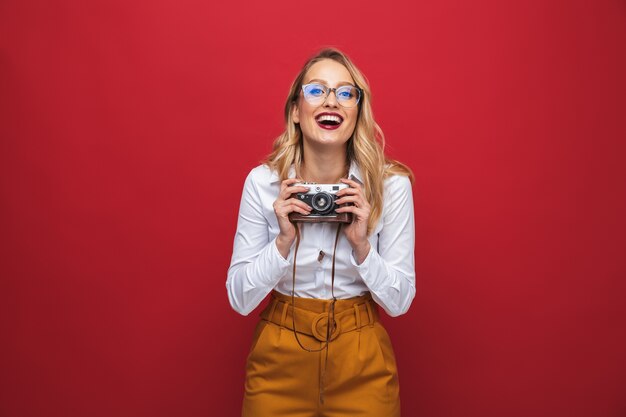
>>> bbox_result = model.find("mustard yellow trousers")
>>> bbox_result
[242,291,401,417]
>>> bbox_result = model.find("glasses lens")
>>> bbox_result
[336,86,360,108]
[302,84,327,105]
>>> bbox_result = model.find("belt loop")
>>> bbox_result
[280,301,289,328]
[365,301,374,325]
[354,304,362,331]
[267,298,278,322]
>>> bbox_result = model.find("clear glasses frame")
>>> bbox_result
[301,83,362,108]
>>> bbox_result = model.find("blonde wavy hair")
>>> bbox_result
[264,48,413,235]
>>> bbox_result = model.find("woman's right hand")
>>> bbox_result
[273,178,311,258]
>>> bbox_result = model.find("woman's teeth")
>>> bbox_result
[316,114,342,125]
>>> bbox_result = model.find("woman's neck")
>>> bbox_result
[299,145,348,184]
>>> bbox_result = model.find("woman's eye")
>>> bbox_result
[338,88,353,99]
[309,87,324,96]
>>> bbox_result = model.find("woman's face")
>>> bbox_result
[293,59,359,150]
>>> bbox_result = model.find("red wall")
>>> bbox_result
[1,1,625,416]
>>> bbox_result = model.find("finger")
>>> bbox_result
[277,199,312,213]
[335,205,369,218]
[335,195,367,207]
[339,178,362,190]
[336,188,357,197]
[336,186,363,198]
[279,189,309,202]
[280,178,304,191]
[285,198,312,211]
[281,177,302,186]
[290,204,312,215]
[284,184,310,194]
[279,184,309,200]
[277,202,311,217]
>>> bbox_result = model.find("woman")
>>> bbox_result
[227,48,415,417]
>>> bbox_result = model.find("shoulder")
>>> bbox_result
[383,172,412,194]
[241,164,281,204]
[243,164,280,188]
[246,164,274,182]
[382,173,413,216]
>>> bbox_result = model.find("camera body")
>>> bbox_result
[288,182,353,224]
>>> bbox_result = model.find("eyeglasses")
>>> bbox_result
[301,83,362,108]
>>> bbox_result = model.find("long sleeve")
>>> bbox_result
[226,170,291,316]
[351,175,416,316]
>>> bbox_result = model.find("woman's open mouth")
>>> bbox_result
[315,113,344,130]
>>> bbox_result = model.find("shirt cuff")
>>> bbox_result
[351,244,393,291]
[271,236,291,265]
[351,244,374,269]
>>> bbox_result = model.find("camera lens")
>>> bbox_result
[311,192,334,214]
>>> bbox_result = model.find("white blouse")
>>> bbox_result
[226,162,416,317]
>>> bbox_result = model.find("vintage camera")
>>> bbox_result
[289,183,353,223]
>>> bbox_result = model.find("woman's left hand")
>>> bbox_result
[335,178,371,264]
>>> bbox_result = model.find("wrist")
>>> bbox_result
[275,234,294,259]
[352,240,371,265]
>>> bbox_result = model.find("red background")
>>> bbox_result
[1,0,625,416]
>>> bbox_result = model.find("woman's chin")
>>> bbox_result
[306,135,350,149]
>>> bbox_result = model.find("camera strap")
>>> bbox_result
[290,221,342,403]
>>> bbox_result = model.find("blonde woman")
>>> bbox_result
[227,48,415,417]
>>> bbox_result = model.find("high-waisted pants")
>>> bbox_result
[242,291,401,417]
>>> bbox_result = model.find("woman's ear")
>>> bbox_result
[292,103,300,124]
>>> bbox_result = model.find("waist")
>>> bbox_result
[272,278,371,301]
[261,290,379,342]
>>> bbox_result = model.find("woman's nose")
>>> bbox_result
[323,89,338,107]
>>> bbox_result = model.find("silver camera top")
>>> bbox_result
[293,182,349,194]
